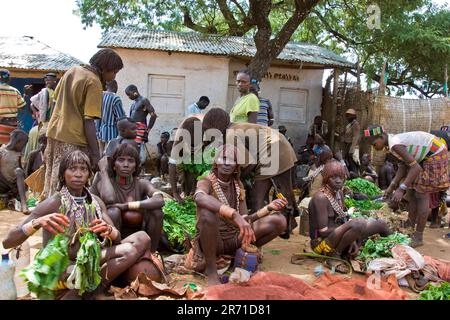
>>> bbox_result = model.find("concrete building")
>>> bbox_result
[99,27,353,146]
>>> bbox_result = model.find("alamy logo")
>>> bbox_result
[367,4,381,30]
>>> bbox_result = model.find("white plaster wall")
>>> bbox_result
[228,60,324,148]
[113,48,230,144]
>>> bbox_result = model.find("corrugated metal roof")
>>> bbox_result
[0,36,84,71]
[98,27,354,69]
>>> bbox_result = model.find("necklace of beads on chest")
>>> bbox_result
[209,172,240,213]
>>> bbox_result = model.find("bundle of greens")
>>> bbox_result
[20,234,70,300]
[179,148,215,176]
[163,198,197,249]
[420,282,450,300]
[345,178,382,198]
[66,231,102,295]
[196,170,211,181]
[344,198,383,211]
[357,232,411,263]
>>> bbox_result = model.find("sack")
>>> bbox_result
[24,165,45,193]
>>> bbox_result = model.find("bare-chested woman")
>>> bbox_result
[2,150,150,299]
[90,143,164,252]
[308,161,391,273]
[188,145,288,285]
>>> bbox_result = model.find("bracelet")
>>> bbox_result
[256,206,270,218]
[152,191,164,197]
[407,160,418,167]
[128,201,141,210]
[399,183,408,191]
[109,227,119,241]
[21,220,37,236]
[219,205,235,219]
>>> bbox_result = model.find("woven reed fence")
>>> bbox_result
[370,96,450,133]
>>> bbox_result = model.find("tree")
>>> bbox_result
[76,0,450,97]
[75,0,321,80]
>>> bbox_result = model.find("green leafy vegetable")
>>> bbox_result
[345,198,383,211]
[20,234,70,300]
[163,198,197,250]
[66,231,102,295]
[179,148,215,176]
[420,282,450,300]
[357,232,411,263]
[26,197,38,207]
[196,170,210,181]
[345,178,382,197]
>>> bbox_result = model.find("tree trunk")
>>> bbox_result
[330,69,340,150]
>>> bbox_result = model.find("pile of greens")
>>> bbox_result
[345,178,382,198]
[66,231,102,295]
[179,148,215,176]
[357,232,411,263]
[163,198,197,250]
[26,197,38,208]
[20,234,70,300]
[345,198,383,211]
[420,282,450,300]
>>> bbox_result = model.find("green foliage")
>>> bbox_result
[344,198,383,211]
[20,234,70,300]
[420,282,450,300]
[162,198,197,249]
[178,147,215,176]
[345,178,383,198]
[66,231,102,295]
[357,232,411,263]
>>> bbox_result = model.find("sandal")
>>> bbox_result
[325,258,350,274]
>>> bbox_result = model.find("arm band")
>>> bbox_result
[128,201,141,210]
[256,206,270,218]
[219,205,235,219]
[152,191,164,197]
[21,220,37,236]
[407,160,418,167]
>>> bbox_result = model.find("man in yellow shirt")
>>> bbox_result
[0,69,26,145]
[230,69,260,123]
[42,49,123,199]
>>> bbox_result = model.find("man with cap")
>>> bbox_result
[0,69,26,145]
[343,108,361,173]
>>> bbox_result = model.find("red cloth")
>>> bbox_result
[424,256,450,281]
[203,272,329,300]
[313,273,407,300]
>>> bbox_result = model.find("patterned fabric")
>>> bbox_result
[42,138,87,200]
[134,121,147,146]
[256,98,271,126]
[311,237,334,255]
[388,132,444,163]
[0,83,26,118]
[412,147,450,193]
[96,92,125,143]
[0,122,17,144]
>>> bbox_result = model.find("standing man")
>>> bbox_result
[42,48,124,199]
[96,80,126,155]
[24,73,58,162]
[187,96,210,115]
[125,85,157,167]
[230,69,259,124]
[0,69,26,145]
[250,81,274,127]
[343,108,361,173]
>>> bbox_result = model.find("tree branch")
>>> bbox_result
[217,0,240,33]
[180,5,218,34]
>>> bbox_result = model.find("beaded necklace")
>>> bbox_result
[320,185,349,225]
[60,186,102,230]
[209,171,240,213]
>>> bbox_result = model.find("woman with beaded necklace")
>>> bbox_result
[90,143,165,252]
[188,144,288,286]
[2,150,150,299]
[308,161,391,273]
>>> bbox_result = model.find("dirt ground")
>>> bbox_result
[1,210,449,299]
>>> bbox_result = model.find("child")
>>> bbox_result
[0,129,29,213]
[157,131,172,177]
[104,117,138,157]
[25,134,47,177]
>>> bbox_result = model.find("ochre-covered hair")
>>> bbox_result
[322,160,347,185]
[202,108,230,136]
[58,150,92,190]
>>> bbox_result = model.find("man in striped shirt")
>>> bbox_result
[250,81,274,126]
[96,80,126,155]
[0,69,26,145]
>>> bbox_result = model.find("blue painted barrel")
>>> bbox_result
[233,247,259,273]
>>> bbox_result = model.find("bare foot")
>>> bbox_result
[207,274,221,286]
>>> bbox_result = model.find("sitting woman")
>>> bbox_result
[90,143,164,252]
[188,145,288,286]
[2,150,150,299]
[308,161,391,273]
